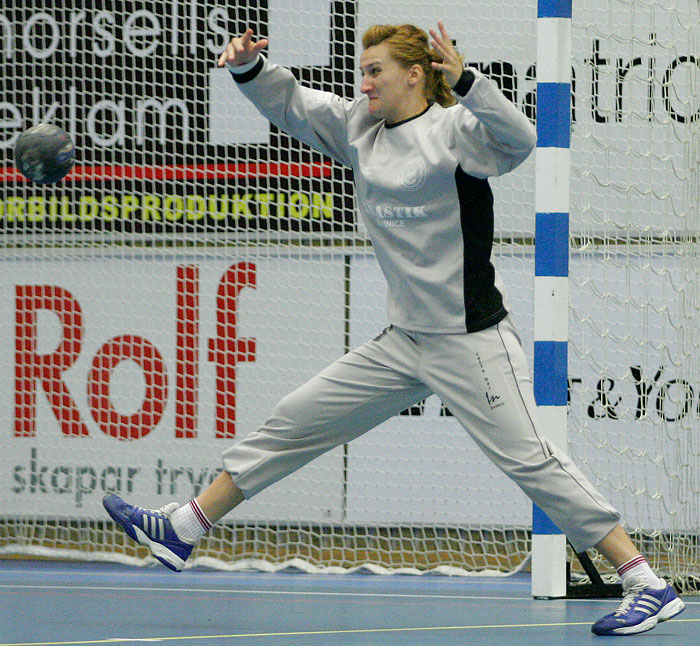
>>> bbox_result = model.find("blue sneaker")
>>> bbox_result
[102,494,193,572]
[591,576,685,636]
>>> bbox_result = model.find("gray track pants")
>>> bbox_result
[222,316,620,551]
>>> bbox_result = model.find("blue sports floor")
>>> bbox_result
[1,559,698,645]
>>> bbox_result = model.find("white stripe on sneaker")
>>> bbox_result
[639,600,659,606]
[638,597,661,610]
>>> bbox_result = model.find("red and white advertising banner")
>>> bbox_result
[2,250,347,520]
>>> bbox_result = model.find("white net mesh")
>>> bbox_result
[568,0,700,592]
[1,1,698,589]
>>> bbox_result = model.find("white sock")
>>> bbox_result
[617,555,663,589]
[170,499,213,545]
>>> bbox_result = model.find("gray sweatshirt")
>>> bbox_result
[230,56,536,333]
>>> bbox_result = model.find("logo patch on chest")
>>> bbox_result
[399,157,427,191]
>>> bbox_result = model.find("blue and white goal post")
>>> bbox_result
[532,0,572,598]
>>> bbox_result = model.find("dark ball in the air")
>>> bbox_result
[14,124,76,184]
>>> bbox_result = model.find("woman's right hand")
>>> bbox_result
[217,29,269,68]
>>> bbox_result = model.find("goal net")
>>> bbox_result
[567,1,700,593]
[1,1,698,590]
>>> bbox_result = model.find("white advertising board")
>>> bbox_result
[1,251,347,521]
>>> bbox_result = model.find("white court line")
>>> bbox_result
[0,583,530,602]
[2,583,700,605]
[0,570,531,588]
[3,619,700,646]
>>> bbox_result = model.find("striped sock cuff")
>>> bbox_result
[617,555,647,577]
[190,499,213,532]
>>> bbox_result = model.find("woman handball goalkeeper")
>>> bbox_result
[103,22,684,637]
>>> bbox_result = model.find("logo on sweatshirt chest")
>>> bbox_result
[398,157,427,191]
[360,156,428,192]
[358,156,432,229]
[359,199,430,229]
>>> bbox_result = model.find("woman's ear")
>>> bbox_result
[408,63,424,86]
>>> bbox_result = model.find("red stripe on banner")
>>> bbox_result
[0,162,333,183]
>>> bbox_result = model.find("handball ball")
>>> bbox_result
[14,124,76,184]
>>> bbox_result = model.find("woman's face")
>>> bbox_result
[360,43,422,123]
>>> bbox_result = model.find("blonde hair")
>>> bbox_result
[361,24,460,108]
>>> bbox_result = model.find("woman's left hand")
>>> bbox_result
[429,21,463,89]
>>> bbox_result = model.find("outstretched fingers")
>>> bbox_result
[429,22,455,62]
[429,21,462,87]
[437,20,451,43]
[252,37,269,54]
[217,29,268,67]
[430,22,449,49]
[240,28,253,47]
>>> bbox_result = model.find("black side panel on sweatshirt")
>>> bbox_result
[455,164,508,332]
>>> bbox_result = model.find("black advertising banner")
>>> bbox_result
[0,1,357,234]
